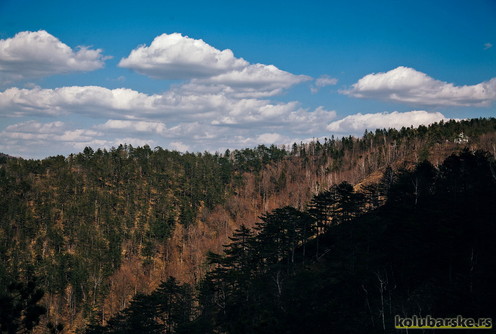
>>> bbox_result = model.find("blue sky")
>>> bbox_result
[0,0,495,158]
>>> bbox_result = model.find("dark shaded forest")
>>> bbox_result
[1,118,496,333]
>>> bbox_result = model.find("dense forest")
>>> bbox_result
[1,118,496,333]
[87,149,496,333]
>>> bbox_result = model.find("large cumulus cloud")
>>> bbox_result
[118,33,247,79]
[342,66,496,107]
[118,33,310,97]
[0,30,107,84]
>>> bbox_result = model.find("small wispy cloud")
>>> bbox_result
[311,75,338,93]
[484,42,493,50]
[107,75,126,82]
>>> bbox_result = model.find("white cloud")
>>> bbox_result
[166,122,219,139]
[0,30,107,84]
[256,132,289,144]
[285,106,337,134]
[57,128,102,142]
[0,86,163,117]
[0,78,340,159]
[194,63,310,97]
[342,66,496,107]
[0,120,161,158]
[327,110,448,133]
[107,137,156,149]
[119,33,310,99]
[0,110,448,159]
[484,42,493,50]
[0,85,326,129]
[96,120,167,134]
[67,137,156,152]
[311,75,338,93]
[209,132,293,150]
[209,102,336,135]
[210,100,301,126]
[5,119,65,133]
[0,32,339,158]
[169,141,190,152]
[119,33,248,79]
[0,120,105,157]
[2,120,102,141]
[316,75,338,87]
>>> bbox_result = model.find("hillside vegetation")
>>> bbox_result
[0,118,495,332]
[88,149,496,333]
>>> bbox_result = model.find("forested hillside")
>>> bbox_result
[1,118,495,332]
[87,149,496,333]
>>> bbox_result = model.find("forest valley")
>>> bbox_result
[0,118,496,333]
